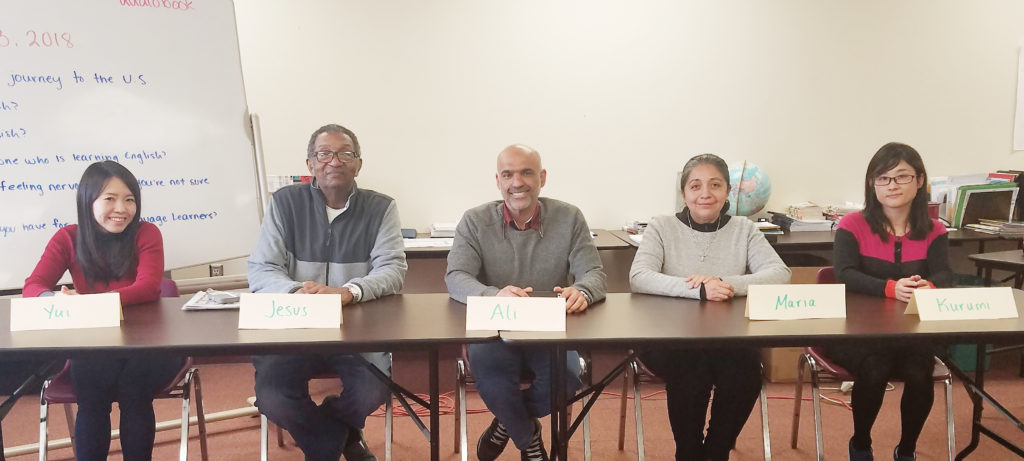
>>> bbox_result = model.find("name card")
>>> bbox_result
[906,287,1019,321]
[745,284,846,320]
[11,293,121,331]
[466,296,566,331]
[238,293,342,329]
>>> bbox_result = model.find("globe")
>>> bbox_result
[727,161,771,216]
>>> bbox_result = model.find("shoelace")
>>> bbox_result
[523,437,546,460]
[489,423,509,445]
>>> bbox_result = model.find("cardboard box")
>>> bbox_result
[761,347,806,383]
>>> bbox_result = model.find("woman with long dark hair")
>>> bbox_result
[828,142,953,461]
[24,161,183,461]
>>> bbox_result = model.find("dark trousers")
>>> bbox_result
[824,344,935,454]
[252,352,390,461]
[0,360,52,461]
[640,347,762,461]
[69,356,185,461]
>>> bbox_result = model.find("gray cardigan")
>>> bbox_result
[629,215,791,299]
[445,198,607,304]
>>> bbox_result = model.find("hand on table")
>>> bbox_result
[554,286,589,313]
[893,275,930,303]
[296,281,354,305]
[703,279,734,301]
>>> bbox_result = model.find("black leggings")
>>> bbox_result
[823,345,935,454]
[640,347,762,461]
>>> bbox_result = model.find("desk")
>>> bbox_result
[501,290,1024,460]
[969,249,1024,289]
[0,294,496,461]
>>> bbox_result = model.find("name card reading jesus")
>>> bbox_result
[906,287,1018,321]
[466,296,566,331]
[10,293,121,331]
[745,284,846,320]
[238,293,342,329]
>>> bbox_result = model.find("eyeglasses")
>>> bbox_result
[873,174,917,186]
[311,150,360,164]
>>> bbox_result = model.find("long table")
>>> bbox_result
[500,290,1024,460]
[0,294,496,461]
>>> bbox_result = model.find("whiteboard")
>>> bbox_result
[0,0,260,290]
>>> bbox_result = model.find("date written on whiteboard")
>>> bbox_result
[0,29,74,49]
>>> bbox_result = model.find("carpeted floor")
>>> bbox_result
[4,351,1024,460]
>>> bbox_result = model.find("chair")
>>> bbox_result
[454,345,592,461]
[789,267,955,461]
[39,279,208,461]
[258,357,396,461]
[618,353,772,461]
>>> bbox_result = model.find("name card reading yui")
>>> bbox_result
[466,296,566,331]
[238,293,342,329]
[906,287,1018,321]
[11,293,121,331]
[745,284,846,320]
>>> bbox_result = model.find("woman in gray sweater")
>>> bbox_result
[629,154,790,461]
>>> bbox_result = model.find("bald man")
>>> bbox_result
[445,145,606,461]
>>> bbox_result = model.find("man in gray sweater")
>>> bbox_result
[445,144,606,461]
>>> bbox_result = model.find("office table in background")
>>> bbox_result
[969,249,1024,289]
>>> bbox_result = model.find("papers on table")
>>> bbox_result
[403,238,453,248]
[183,289,243,310]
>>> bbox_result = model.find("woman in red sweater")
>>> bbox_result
[24,161,183,461]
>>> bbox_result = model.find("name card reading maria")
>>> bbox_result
[906,287,1018,321]
[10,293,121,331]
[745,284,846,320]
[466,296,566,331]
[238,293,342,329]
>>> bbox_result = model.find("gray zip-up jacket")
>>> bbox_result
[247,183,407,299]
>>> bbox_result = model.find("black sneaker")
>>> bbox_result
[342,427,377,461]
[893,446,916,461]
[521,419,548,461]
[477,417,510,461]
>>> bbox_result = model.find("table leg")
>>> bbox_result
[430,348,439,461]
[554,345,568,461]
[549,346,559,459]
[984,267,993,287]
[955,343,986,461]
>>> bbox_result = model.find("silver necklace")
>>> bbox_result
[685,211,723,262]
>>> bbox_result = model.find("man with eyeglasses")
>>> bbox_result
[248,124,407,461]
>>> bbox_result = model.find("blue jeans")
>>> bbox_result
[252,352,390,461]
[69,355,186,461]
[468,342,582,450]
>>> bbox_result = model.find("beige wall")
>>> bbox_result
[233,0,1024,230]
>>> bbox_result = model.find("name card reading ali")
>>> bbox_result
[466,296,566,331]
[745,284,846,320]
[238,293,342,329]
[906,287,1018,321]
[11,293,121,331]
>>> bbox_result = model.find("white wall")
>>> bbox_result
[233,0,1024,230]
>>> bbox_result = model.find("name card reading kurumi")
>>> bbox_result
[466,296,566,331]
[906,287,1018,321]
[11,293,121,331]
[238,293,342,329]
[745,284,846,320]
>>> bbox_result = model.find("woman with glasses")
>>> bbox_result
[629,153,791,461]
[23,161,183,461]
[827,142,952,461]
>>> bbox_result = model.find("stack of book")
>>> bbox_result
[622,220,648,235]
[768,211,836,232]
[429,223,456,238]
[965,219,1024,237]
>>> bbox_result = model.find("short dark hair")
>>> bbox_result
[74,161,143,284]
[862,142,933,241]
[307,124,361,158]
[680,153,730,193]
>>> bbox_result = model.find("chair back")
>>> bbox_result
[160,278,179,297]
[815,267,836,284]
